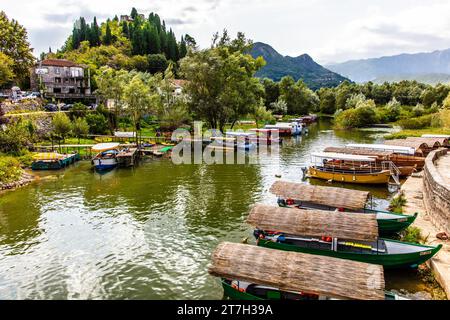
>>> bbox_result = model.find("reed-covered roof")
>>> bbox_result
[384,139,428,152]
[270,181,370,210]
[324,147,392,158]
[406,137,448,147]
[247,204,379,241]
[209,242,385,300]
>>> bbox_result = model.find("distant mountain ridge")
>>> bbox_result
[327,48,450,83]
[250,42,348,90]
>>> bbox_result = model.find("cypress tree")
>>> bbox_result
[122,21,129,38]
[179,36,187,58]
[104,22,112,45]
[130,7,138,20]
[148,25,160,54]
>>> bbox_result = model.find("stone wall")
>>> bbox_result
[422,148,450,234]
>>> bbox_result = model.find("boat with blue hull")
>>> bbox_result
[91,143,120,171]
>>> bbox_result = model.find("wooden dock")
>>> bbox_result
[116,148,139,167]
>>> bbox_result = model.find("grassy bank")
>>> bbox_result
[385,127,450,140]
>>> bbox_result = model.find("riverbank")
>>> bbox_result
[0,171,35,192]
[401,172,450,299]
[385,127,450,140]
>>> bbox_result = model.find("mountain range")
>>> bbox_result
[327,48,450,84]
[250,42,348,90]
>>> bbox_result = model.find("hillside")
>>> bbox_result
[372,73,450,85]
[327,48,450,83]
[250,42,348,90]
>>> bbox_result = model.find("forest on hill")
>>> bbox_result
[45,8,195,85]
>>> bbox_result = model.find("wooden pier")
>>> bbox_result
[116,148,139,167]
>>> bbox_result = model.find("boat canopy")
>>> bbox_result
[270,181,370,211]
[92,143,120,152]
[346,144,415,155]
[422,134,450,138]
[114,131,136,138]
[383,140,428,153]
[311,152,377,162]
[225,132,257,137]
[406,137,448,147]
[208,242,385,300]
[324,147,392,157]
[33,152,66,160]
[248,204,378,241]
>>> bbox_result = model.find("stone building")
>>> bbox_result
[30,59,93,99]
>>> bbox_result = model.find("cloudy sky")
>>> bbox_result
[2,0,450,64]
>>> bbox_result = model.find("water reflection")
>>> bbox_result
[0,119,433,299]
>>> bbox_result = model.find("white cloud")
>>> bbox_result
[2,0,450,63]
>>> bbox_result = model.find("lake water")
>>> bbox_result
[0,119,434,299]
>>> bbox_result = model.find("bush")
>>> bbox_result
[401,226,423,244]
[334,100,378,129]
[70,103,88,119]
[397,114,433,129]
[52,112,72,142]
[0,156,23,184]
[0,121,31,154]
[86,113,109,134]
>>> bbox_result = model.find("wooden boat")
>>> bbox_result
[248,204,442,269]
[248,128,282,144]
[325,146,424,174]
[220,279,406,300]
[270,181,417,234]
[210,135,256,151]
[307,152,393,185]
[32,152,80,170]
[264,122,302,136]
[91,143,120,171]
[209,242,403,300]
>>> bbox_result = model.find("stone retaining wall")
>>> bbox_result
[0,172,34,192]
[422,148,450,234]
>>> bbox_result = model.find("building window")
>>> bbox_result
[55,77,61,83]
[55,67,61,74]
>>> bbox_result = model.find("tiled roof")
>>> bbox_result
[41,59,80,67]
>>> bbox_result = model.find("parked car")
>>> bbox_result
[25,92,41,99]
[88,103,98,110]
[44,104,58,112]
[60,104,73,111]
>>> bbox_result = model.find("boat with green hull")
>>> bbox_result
[221,279,405,301]
[247,204,441,269]
[271,181,417,234]
[32,153,81,170]
[278,200,417,234]
[256,234,441,269]
[209,242,396,300]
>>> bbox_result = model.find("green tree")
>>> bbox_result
[180,31,265,131]
[0,52,14,87]
[103,22,112,45]
[0,11,35,84]
[443,92,450,109]
[317,87,336,114]
[252,102,274,128]
[148,54,168,74]
[72,117,89,143]
[86,113,109,134]
[158,63,190,130]
[279,76,318,115]
[123,73,160,145]
[269,99,287,115]
[52,112,72,143]
[261,78,280,107]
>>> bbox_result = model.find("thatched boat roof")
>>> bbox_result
[247,204,379,241]
[384,139,428,152]
[406,137,448,147]
[209,242,385,300]
[270,181,370,210]
[324,147,392,158]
